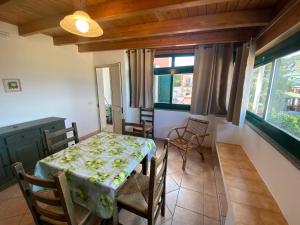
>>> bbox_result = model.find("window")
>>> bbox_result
[266,51,300,140]
[248,62,272,117]
[248,50,300,141]
[154,57,172,68]
[174,56,195,66]
[153,54,194,110]
[247,48,300,161]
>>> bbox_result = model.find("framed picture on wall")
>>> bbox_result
[2,79,22,92]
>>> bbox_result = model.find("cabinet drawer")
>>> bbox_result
[0,148,10,167]
[5,129,40,145]
[40,122,65,133]
[0,138,4,148]
[0,166,12,186]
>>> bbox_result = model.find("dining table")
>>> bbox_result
[34,131,156,224]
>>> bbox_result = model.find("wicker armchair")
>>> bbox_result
[167,117,209,170]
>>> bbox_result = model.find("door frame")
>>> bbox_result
[94,62,123,132]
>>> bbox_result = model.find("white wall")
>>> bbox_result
[93,50,139,122]
[0,21,99,136]
[215,119,300,225]
[154,109,215,147]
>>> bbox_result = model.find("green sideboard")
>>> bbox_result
[0,117,65,187]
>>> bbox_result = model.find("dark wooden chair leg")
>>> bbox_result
[142,156,148,175]
[201,152,205,161]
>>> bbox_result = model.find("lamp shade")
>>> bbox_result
[60,10,103,37]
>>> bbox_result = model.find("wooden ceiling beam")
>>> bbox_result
[0,0,10,5]
[77,29,256,52]
[18,0,237,36]
[256,0,300,54]
[53,9,272,46]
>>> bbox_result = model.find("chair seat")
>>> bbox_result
[36,191,98,225]
[169,138,198,150]
[39,204,97,225]
[132,124,153,132]
[117,173,150,216]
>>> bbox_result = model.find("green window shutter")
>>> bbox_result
[158,75,171,103]
[255,31,300,67]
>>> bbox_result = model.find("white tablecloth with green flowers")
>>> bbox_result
[34,132,156,219]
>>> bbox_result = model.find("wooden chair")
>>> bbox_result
[11,162,99,225]
[122,119,147,138]
[133,108,154,138]
[117,139,168,225]
[44,122,79,156]
[167,117,209,170]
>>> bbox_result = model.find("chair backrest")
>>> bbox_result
[139,107,154,137]
[122,119,146,137]
[12,162,77,225]
[183,117,209,144]
[148,139,168,222]
[139,107,154,126]
[44,122,79,155]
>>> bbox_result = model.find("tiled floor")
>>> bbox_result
[0,141,225,225]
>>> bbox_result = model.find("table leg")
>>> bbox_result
[142,155,148,175]
[112,201,119,225]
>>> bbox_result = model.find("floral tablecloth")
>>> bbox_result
[34,132,156,219]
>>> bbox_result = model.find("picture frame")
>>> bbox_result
[2,79,22,92]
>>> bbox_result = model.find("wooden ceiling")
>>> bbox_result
[0,0,294,52]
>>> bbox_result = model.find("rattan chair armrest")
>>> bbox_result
[188,133,210,145]
[167,127,186,138]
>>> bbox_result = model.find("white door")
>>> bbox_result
[109,63,123,133]
[96,63,123,133]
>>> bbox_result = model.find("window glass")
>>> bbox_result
[172,73,193,104]
[174,56,195,66]
[153,75,171,103]
[248,63,272,117]
[154,57,172,68]
[266,50,300,140]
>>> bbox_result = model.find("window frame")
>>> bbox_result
[246,36,300,161]
[154,53,194,111]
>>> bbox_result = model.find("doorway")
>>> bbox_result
[96,63,123,133]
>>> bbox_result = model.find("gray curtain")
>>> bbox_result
[191,40,256,126]
[128,49,155,108]
[190,44,234,115]
[227,40,256,126]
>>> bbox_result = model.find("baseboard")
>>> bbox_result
[79,129,100,141]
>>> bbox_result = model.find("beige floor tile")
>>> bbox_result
[220,216,226,225]
[119,209,146,225]
[166,176,180,193]
[215,178,225,195]
[0,184,22,201]
[181,173,204,193]
[177,188,204,214]
[203,180,217,197]
[231,202,264,225]
[204,216,221,225]
[0,197,28,220]
[204,194,220,220]
[166,190,179,215]
[0,215,22,225]
[160,219,172,225]
[169,172,183,187]
[173,206,203,225]
[167,159,183,175]
[218,194,228,217]
[19,213,34,225]
[156,204,172,225]
[259,210,288,225]
[228,187,280,213]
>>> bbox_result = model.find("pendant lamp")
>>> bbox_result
[60,10,103,37]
